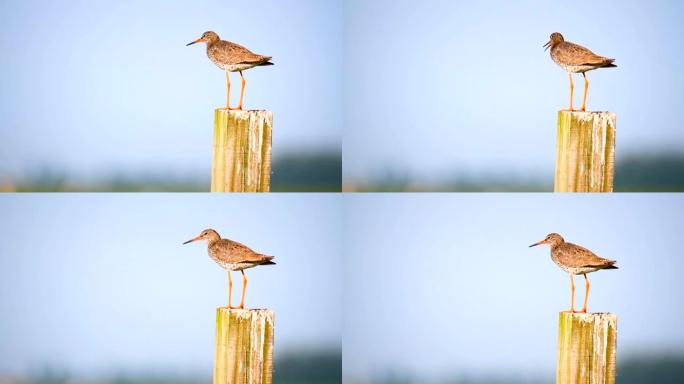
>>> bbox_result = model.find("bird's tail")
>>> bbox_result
[602,260,618,269]
[258,61,274,66]
[260,255,276,265]
[603,58,617,68]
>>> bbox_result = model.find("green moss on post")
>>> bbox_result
[211,109,272,192]
[557,312,617,384]
[214,308,274,384]
[554,111,615,192]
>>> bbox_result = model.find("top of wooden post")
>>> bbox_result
[214,307,275,384]
[215,108,272,114]
[554,111,616,192]
[558,311,617,322]
[211,109,273,192]
[557,110,615,119]
[557,311,617,384]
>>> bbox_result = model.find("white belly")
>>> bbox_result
[209,57,258,72]
[552,57,596,73]
[211,256,258,271]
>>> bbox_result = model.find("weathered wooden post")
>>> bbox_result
[554,111,616,192]
[557,312,617,384]
[211,109,273,192]
[214,308,274,384]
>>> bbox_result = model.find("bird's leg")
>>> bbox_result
[236,71,246,111]
[580,73,589,112]
[227,271,233,309]
[569,274,576,313]
[225,69,232,110]
[563,73,575,111]
[580,273,590,313]
[238,270,247,309]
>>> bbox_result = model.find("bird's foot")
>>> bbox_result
[578,307,587,313]
[561,108,577,112]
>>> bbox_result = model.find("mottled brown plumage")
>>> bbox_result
[187,31,273,110]
[543,32,616,112]
[184,228,275,309]
[530,233,617,313]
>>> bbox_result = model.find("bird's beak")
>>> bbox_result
[529,239,546,248]
[543,41,551,51]
[186,37,202,46]
[183,235,201,245]
[529,239,545,248]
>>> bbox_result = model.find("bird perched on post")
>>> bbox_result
[187,31,273,110]
[543,32,616,112]
[183,228,275,309]
[529,233,617,313]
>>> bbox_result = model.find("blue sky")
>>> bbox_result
[344,193,684,380]
[0,194,341,376]
[343,0,684,183]
[0,0,341,181]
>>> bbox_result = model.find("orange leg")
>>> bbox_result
[227,271,233,309]
[568,274,576,313]
[238,270,247,309]
[225,70,232,110]
[580,73,589,112]
[580,273,590,313]
[563,73,575,111]
[236,71,246,110]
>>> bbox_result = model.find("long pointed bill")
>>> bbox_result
[529,240,545,248]
[186,38,202,46]
[183,236,201,245]
[543,41,551,51]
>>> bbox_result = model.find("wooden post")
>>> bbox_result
[211,109,273,192]
[214,308,274,384]
[554,111,615,192]
[557,312,617,384]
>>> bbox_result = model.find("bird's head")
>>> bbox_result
[186,31,220,46]
[529,233,565,248]
[543,32,564,51]
[183,228,221,244]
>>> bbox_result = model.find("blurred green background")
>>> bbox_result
[0,350,340,384]
[0,151,342,192]
[343,151,684,192]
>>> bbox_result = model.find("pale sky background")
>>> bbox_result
[343,0,684,184]
[0,194,341,376]
[344,194,684,381]
[0,0,341,180]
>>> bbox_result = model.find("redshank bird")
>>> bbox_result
[544,32,616,112]
[529,233,617,313]
[183,228,275,309]
[187,31,273,110]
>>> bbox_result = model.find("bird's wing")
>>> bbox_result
[557,42,613,66]
[219,239,273,263]
[561,243,613,268]
[214,41,270,65]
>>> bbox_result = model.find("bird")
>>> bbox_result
[183,228,275,309]
[187,31,273,110]
[543,32,616,112]
[529,233,617,313]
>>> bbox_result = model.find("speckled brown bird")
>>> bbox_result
[544,32,616,112]
[187,31,273,110]
[183,228,275,309]
[530,233,617,313]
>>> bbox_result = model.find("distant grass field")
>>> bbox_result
[2,349,341,384]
